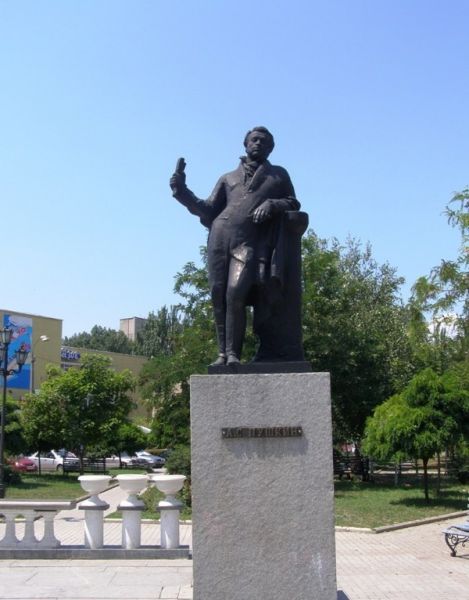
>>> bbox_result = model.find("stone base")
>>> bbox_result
[207,360,312,374]
[190,372,337,600]
[0,546,191,560]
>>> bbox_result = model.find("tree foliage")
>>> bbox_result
[4,393,26,457]
[301,232,411,439]
[411,189,469,368]
[139,236,410,446]
[134,306,182,358]
[64,308,185,360]
[21,354,136,466]
[63,325,134,354]
[363,367,469,500]
[139,254,214,448]
[109,422,148,460]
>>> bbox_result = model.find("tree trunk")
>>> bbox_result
[423,457,430,503]
[394,462,400,487]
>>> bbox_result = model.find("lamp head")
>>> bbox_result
[15,346,29,370]
[0,328,13,345]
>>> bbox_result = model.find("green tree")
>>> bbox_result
[139,253,215,448]
[4,393,26,457]
[411,189,469,368]
[134,306,182,358]
[22,354,136,470]
[106,422,147,466]
[63,325,135,354]
[302,232,411,440]
[20,377,68,454]
[363,368,469,501]
[140,236,410,446]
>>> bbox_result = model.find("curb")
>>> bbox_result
[372,510,469,533]
[335,510,468,534]
[335,526,374,533]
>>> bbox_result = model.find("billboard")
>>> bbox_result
[2,314,32,390]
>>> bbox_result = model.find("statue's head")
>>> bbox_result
[243,126,275,160]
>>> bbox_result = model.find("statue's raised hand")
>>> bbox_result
[170,157,187,197]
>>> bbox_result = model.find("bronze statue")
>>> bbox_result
[170,126,308,367]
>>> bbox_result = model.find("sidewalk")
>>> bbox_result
[336,515,468,600]
[1,484,468,600]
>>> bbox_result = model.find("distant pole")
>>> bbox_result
[29,334,49,395]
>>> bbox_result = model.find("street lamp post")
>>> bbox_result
[0,327,29,498]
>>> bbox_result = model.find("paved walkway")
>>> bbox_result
[336,517,468,600]
[1,485,468,599]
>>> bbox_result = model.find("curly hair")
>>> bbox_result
[243,126,275,153]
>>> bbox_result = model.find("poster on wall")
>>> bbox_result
[3,314,32,390]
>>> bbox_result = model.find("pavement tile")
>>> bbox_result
[178,586,193,599]
[160,586,181,598]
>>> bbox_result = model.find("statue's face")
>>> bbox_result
[245,131,272,161]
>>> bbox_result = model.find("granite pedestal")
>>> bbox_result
[190,371,337,600]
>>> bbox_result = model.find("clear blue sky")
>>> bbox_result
[1,1,468,338]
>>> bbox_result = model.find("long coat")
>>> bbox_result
[176,160,300,291]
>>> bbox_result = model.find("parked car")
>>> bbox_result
[133,451,165,468]
[104,451,165,469]
[28,450,80,472]
[8,457,38,473]
[104,453,134,468]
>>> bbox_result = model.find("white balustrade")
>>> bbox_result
[0,501,76,548]
[0,473,188,555]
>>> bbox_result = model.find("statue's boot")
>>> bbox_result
[211,354,226,366]
[210,317,227,366]
[225,306,245,365]
[226,353,240,366]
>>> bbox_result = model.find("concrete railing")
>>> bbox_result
[0,500,76,548]
[0,473,188,557]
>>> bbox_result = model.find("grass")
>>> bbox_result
[107,485,193,521]
[4,470,193,521]
[3,468,148,500]
[334,477,468,528]
[4,473,85,500]
[4,473,467,529]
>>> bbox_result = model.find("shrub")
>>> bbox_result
[3,465,22,485]
[164,445,191,479]
[164,444,192,508]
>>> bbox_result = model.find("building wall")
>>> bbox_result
[120,316,147,341]
[1,308,150,420]
[0,309,62,397]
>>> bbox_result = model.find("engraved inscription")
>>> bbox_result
[221,426,303,439]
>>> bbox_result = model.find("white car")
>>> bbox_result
[104,453,134,468]
[28,450,79,472]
